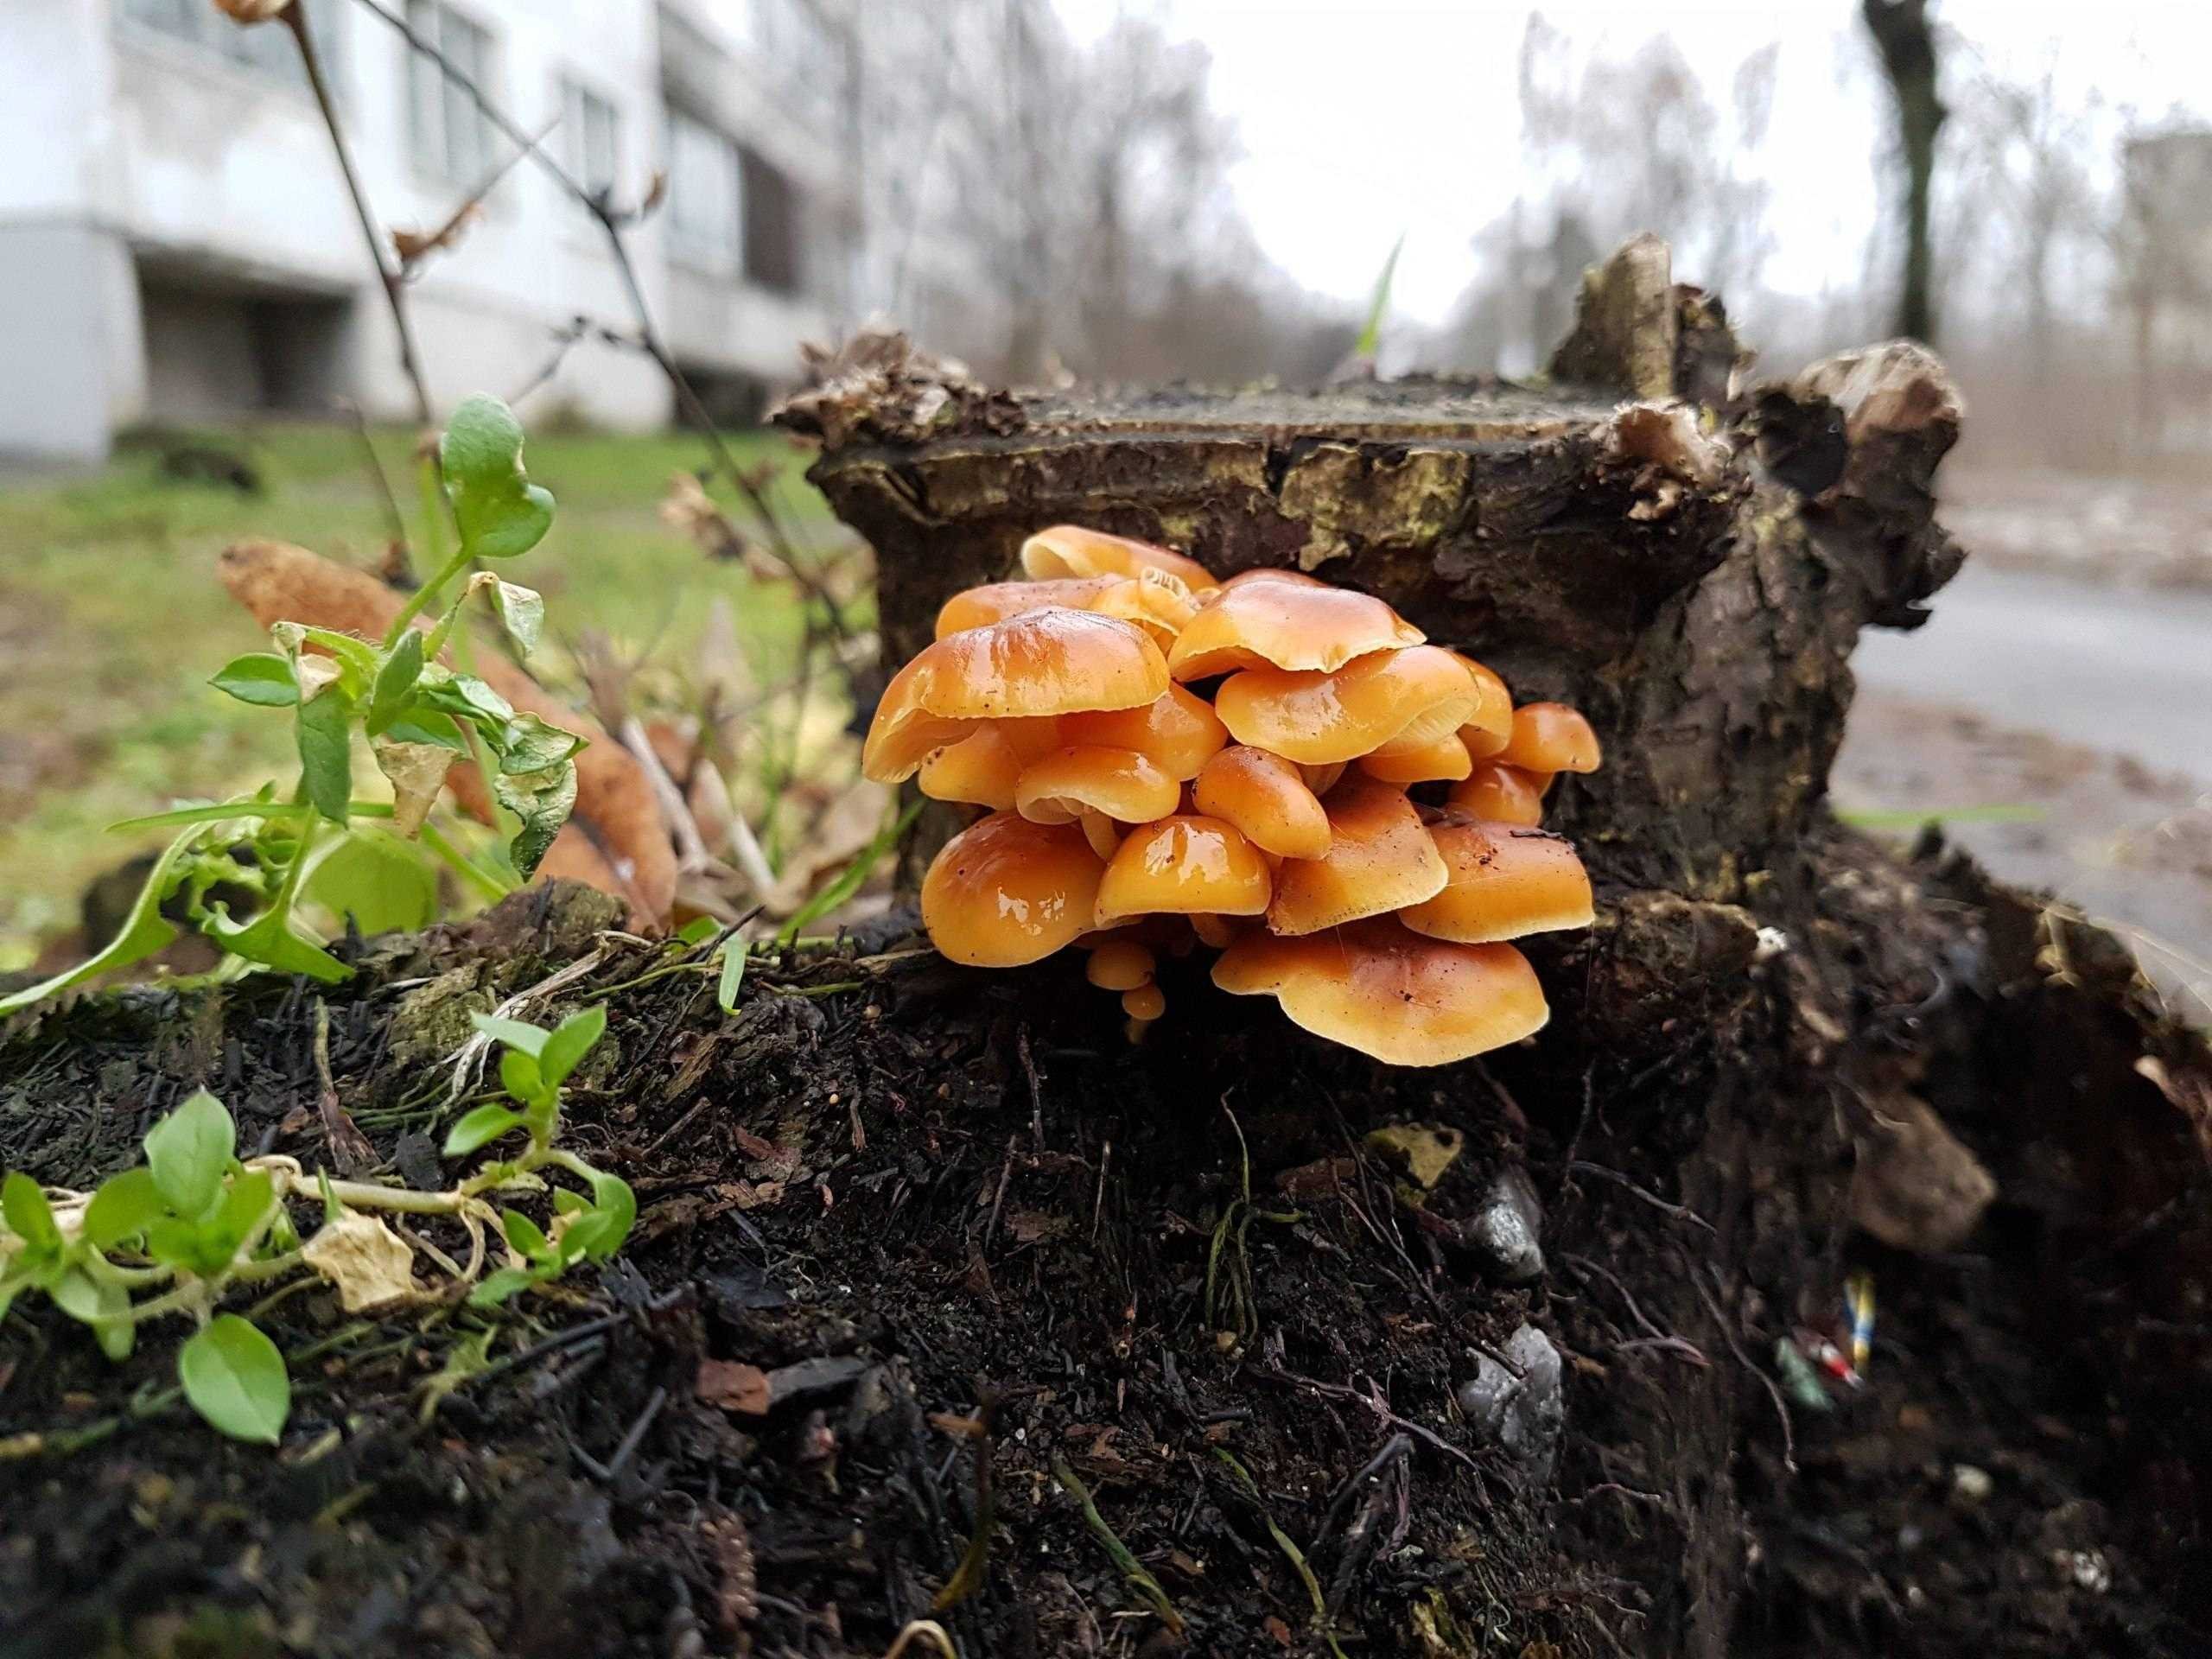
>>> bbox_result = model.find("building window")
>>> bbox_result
[665,109,742,270]
[121,0,330,84]
[740,148,802,295]
[404,0,496,184]
[561,78,622,198]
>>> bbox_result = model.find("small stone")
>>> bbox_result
[1456,1323,1564,1489]
[1950,1464,1993,1505]
[1466,1168,1545,1286]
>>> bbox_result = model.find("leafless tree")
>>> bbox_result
[1862,0,1947,342]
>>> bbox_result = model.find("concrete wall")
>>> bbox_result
[0,0,849,459]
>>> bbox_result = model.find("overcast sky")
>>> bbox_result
[1056,0,2211,324]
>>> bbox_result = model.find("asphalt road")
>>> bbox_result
[1851,563,2212,782]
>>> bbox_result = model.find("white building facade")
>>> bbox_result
[0,0,859,460]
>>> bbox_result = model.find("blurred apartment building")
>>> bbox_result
[0,0,949,461]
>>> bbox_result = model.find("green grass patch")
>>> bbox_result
[0,421,832,968]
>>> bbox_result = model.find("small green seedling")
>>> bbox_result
[0,1005,635,1444]
[443,1007,637,1307]
[0,395,582,1017]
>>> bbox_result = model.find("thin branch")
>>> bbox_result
[396,114,560,278]
[284,1,434,431]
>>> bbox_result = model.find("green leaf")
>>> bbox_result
[1354,232,1407,359]
[0,827,197,1016]
[564,1169,635,1262]
[365,632,425,736]
[500,1208,554,1264]
[490,581,544,653]
[271,625,382,686]
[302,829,437,935]
[471,1013,550,1058]
[551,1187,589,1217]
[675,917,721,946]
[493,760,577,880]
[296,688,355,826]
[210,653,299,707]
[53,1268,135,1361]
[440,393,555,561]
[1,1172,61,1257]
[537,1005,606,1090]
[179,1315,290,1444]
[442,1103,526,1158]
[201,905,353,984]
[495,713,586,777]
[143,1090,234,1222]
[467,1266,537,1308]
[378,711,467,752]
[715,938,750,1014]
[208,1168,276,1263]
[499,1048,545,1108]
[83,1167,165,1249]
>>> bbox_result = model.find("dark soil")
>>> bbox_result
[3,838,2210,1659]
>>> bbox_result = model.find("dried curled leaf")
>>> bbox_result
[302,1211,420,1313]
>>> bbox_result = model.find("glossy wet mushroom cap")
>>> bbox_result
[1020,524,1220,593]
[1446,762,1551,828]
[1217,568,1330,589]
[1212,645,1478,766]
[936,575,1147,639]
[1059,682,1230,780]
[1085,939,1156,992]
[917,717,1064,811]
[1192,746,1332,860]
[1399,823,1596,944]
[1166,578,1423,680]
[861,607,1168,782]
[1357,733,1475,785]
[920,812,1107,967]
[1265,776,1449,936]
[1014,745,1180,826]
[1211,917,1550,1067]
[1498,702,1602,774]
[1451,652,1515,760]
[1093,815,1273,926]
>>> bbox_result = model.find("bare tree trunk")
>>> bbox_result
[1863,0,1948,343]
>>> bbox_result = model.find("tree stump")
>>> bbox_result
[3,241,2209,1659]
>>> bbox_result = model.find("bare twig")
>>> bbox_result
[1693,1266,1796,1477]
[1566,1160,1718,1235]
[283,2,433,432]
[394,114,559,276]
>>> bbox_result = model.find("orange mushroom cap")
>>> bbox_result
[1166,579,1422,680]
[861,607,1168,782]
[921,812,1107,966]
[1446,762,1551,827]
[1213,645,1477,766]
[1094,815,1272,926]
[918,717,1064,810]
[1498,702,1602,774]
[1085,939,1156,992]
[1020,524,1220,593]
[1014,745,1180,826]
[1218,568,1330,589]
[1450,652,1515,759]
[1122,983,1166,1021]
[935,575,1145,639]
[1400,823,1596,944]
[1265,776,1449,936]
[1192,746,1332,860]
[1059,683,1229,780]
[1211,918,1549,1067]
[1357,733,1475,785]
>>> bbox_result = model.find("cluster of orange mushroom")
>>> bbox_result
[861,526,1603,1066]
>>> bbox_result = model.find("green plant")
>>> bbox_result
[0,1010,633,1442]
[0,395,580,1017]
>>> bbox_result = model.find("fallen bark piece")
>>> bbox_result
[696,1355,869,1417]
[217,539,676,930]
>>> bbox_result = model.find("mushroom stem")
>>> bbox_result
[1079,809,1122,861]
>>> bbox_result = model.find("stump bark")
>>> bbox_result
[4,240,2210,1659]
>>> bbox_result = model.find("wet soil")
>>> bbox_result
[3,842,2209,1658]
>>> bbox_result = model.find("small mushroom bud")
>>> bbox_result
[1448,652,1515,759]
[1122,982,1166,1021]
[1498,702,1602,774]
[1085,939,1156,993]
[1447,762,1550,828]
